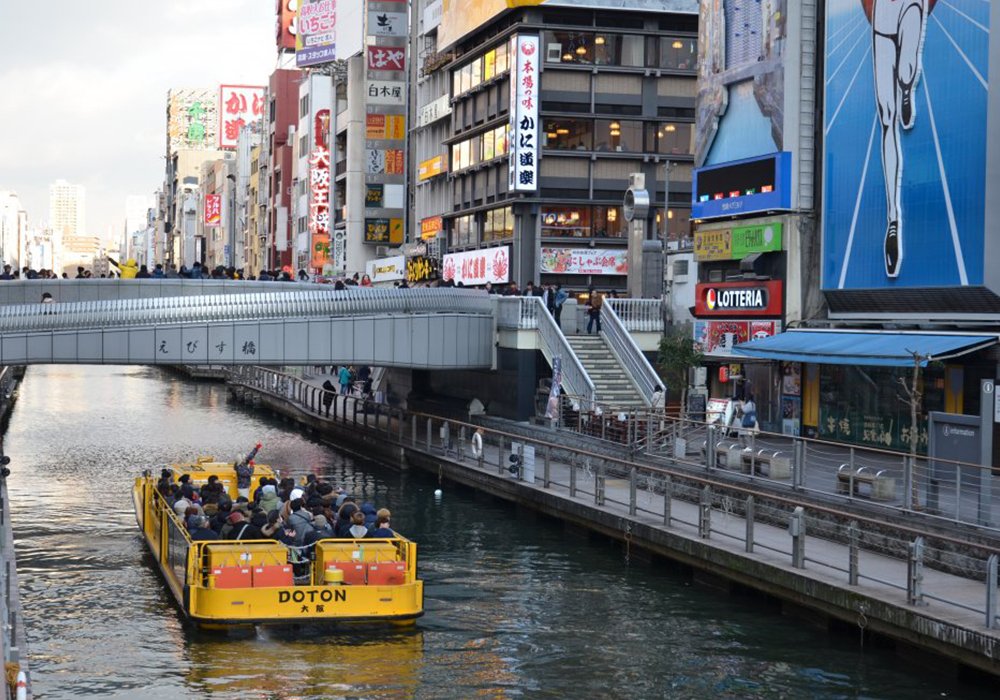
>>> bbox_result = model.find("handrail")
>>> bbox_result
[601,301,664,408]
[0,288,494,333]
[503,297,596,409]
[606,298,663,332]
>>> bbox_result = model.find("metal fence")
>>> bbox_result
[229,365,1000,632]
[606,298,663,333]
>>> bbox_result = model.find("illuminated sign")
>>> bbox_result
[539,248,627,276]
[407,256,439,282]
[364,218,403,244]
[442,246,510,285]
[508,35,539,192]
[296,0,336,67]
[418,155,446,182]
[367,46,406,72]
[420,216,444,240]
[308,140,331,269]
[365,255,406,283]
[204,194,221,227]
[692,152,792,220]
[694,222,784,261]
[694,281,783,317]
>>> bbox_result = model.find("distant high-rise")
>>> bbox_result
[48,179,86,236]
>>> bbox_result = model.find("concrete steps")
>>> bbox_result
[566,334,646,409]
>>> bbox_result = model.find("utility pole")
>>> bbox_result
[661,159,673,330]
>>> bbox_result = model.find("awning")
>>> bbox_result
[733,330,998,367]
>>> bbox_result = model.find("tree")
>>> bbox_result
[657,323,703,417]
[897,350,931,510]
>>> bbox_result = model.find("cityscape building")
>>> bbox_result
[0,190,28,269]
[48,179,85,239]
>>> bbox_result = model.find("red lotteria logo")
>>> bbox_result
[705,288,717,311]
[522,41,536,56]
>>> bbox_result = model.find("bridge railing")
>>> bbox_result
[0,288,494,333]
[229,365,1000,634]
[496,297,595,409]
[606,298,664,332]
[601,302,664,408]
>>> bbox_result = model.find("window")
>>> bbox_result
[469,57,482,90]
[544,31,594,64]
[483,205,513,242]
[593,34,645,67]
[452,126,509,174]
[543,119,593,150]
[658,36,697,70]
[646,122,694,155]
[655,206,692,248]
[450,214,477,248]
[594,119,642,152]
[593,206,624,238]
[495,42,509,75]
[483,49,496,82]
[541,206,591,238]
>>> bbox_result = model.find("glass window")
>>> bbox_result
[655,207,692,248]
[451,143,461,172]
[483,49,496,82]
[483,130,496,161]
[595,119,642,152]
[469,57,482,90]
[594,206,624,238]
[495,41,509,75]
[541,206,592,238]
[482,206,513,242]
[646,122,694,155]
[459,140,471,170]
[450,214,477,248]
[594,34,645,67]
[542,119,593,150]
[659,36,697,70]
[460,64,472,94]
[545,31,594,64]
[495,125,508,157]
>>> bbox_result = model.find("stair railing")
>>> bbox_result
[601,300,664,408]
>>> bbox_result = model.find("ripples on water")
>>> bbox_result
[4,366,992,699]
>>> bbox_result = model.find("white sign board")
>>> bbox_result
[442,246,510,286]
[365,255,406,283]
[417,94,452,128]
[705,398,733,428]
[508,34,539,192]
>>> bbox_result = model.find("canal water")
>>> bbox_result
[4,365,992,699]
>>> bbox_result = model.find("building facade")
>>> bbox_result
[48,179,85,238]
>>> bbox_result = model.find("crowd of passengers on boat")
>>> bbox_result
[157,467,396,554]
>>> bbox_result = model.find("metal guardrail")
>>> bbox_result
[495,297,595,409]
[601,302,663,408]
[0,288,494,333]
[231,365,1000,634]
[0,278,319,306]
[606,298,663,333]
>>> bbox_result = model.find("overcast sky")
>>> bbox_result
[0,0,277,244]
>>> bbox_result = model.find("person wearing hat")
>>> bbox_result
[257,484,280,514]
[230,510,264,541]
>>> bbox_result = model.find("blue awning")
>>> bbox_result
[733,330,997,367]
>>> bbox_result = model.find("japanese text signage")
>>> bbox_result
[694,222,784,262]
[365,255,406,283]
[407,256,439,283]
[418,155,446,182]
[295,0,336,67]
[367,81,406,106]
[367,10,406,36]
[204,194,221,227]
[693,320,781,356]
[365,113,405,140]
[218,85,265,150]
[540,248,627,276]
[694,280,783,317]
[420,216,443,240]
[309,138,331,269]
[442,246,510,286]
[364,218,403,244]
[276,0,297,51]
[367,46,405,72]
[508,35,539,192]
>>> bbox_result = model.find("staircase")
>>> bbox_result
[565,335,647,409]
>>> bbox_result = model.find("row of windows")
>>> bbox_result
[543,119,693,155]
[544,32,696,70]
[449,205,514,248]
[451,125,509,173]
[453,42,511,99]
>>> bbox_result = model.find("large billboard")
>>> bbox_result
[437,0,696,51]
[166,88,218,155]
[296,0,337,67]
[821,0,993,291]
[218,85,265,150]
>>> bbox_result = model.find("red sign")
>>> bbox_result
[218,85,266,149]
[275,0,297,51]
[367,46,406,72]
[442,247,510,286]
[309,145,331,269]
[694,280,783,317]
[693,320,780,356]
[204,194,221,227]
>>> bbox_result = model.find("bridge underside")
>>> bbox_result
[0,314,494,368]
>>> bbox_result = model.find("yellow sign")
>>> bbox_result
[390,218,404,244]
[418,155,446,181]
[420,216,443,240]
[693,229,732,261]
[365,114,405,140]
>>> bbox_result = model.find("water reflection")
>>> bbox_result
[4,365,995,699]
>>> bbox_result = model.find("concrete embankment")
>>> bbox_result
[228,376,1000,680]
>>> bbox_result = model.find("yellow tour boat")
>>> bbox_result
[132,456,423,627]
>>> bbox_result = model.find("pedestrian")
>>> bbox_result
[338,365,352,395]
[322,379,336,416]
[554,284,568,326]
[586,287,603,334]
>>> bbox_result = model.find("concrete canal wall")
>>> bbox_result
[227,373,1000,680]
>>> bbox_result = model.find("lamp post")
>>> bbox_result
[661,159,673,330]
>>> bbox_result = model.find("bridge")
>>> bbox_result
[0,280,665,409]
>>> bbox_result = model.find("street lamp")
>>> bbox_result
[661,159,673,330]
[226,173,236,269]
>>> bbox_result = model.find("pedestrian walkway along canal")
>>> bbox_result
[4,365,993,698]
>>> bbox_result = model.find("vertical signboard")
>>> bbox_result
[309,109,332,270]
[276,0,298,51]
[508,34,539,192]
[205,194,222,227]
[364,0,408,245]
[218,85,266,150]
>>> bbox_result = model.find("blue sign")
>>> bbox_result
[692,152,792,220]
[821,0,991,290]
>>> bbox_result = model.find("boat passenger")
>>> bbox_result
[347,511,369,539]
[261,510,294,544]
[287,498,316,546]
[173,492,192,517]
[360,502,378,528]
[200,475,225,505]
[369,509,394,538]
[189,516,220,541]
[257,484,280,514]
[227,511,264,541]
[252,477,269,507]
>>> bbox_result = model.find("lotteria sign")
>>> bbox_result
[695,280,783,317]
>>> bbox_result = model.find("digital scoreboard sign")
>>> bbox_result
[693,152,792,220]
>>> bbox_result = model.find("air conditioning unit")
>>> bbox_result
[546,43,563,62]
